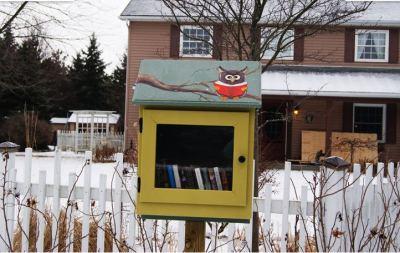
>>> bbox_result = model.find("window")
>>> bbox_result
[262,29,294,60]
[353,104,386,142]
[180,25,213,57]
[355,30,389,62]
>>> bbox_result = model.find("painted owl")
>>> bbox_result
[214,66,248,100]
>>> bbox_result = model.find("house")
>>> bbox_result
[120,1,400,162]
[50,110,123,152]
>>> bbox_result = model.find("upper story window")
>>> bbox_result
[355,30,389,62]
[262,29,294,60]
[353,103,386,142]
[180,25,213,57]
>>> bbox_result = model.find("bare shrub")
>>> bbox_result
[93,144,116,163]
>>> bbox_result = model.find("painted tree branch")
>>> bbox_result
[136,74,261,101]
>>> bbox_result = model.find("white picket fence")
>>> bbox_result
[0,150,399,252]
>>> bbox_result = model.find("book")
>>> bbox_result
[166,165,176,188]
[178,166,188,188]
[220,168,229,190]
[213,167,223,190]
[194,168,204,190]
[200,167,211,190]
[208,168,218,190]
[156,164,169,188]
[172,164,181,188]
[185,166,198,189]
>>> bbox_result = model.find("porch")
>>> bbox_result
[260,66,400,163]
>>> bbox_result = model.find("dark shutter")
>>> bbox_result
[344,28,355,63]
[389,29,399,64]
[212,24,223,59]
[342,102,354,132]
[386,103,397,144]
[293,28,304,62]
[170,24,180,58]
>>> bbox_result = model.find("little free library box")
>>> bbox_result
[133,60,261,223]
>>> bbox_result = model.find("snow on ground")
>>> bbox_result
[14,151,121,188]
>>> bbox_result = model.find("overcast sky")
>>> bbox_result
[55,0,131,72]
[5,0,131,73]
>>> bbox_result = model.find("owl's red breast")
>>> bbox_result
[214,81,248,98]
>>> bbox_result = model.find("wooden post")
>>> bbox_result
[184,221,205,252]
[325,100,333,156]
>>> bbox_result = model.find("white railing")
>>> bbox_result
[1,150,399,252]
[56,130,124,152]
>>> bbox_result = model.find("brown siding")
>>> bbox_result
[125,22,171,148]
[303,28,400,68]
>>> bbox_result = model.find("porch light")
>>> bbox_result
[293,107,300,115]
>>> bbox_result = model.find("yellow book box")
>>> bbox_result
[133,60,261,223]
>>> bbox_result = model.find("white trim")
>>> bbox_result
[354,29,389,63]
[179,25,213,58]
[261,28,294,61]
[352,103,387,143]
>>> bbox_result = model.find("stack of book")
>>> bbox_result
[155,164,232,191]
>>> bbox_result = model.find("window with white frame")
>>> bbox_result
[262,29,294,60]
[355,30,389,62]
[180,25,213,57]
[353,104,386,142]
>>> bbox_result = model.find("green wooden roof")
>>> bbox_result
[133,60,261,108]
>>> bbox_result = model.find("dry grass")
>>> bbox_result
[13,208,127,252]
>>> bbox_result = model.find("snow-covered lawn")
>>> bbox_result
[14,151,121,188]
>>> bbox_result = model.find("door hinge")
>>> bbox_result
[139,117,143,133]
[137,177,141,193]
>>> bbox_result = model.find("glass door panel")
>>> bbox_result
[155,124,233,191]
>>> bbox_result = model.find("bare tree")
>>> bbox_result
[158,0,371,250]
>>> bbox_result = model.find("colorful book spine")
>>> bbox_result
[213,167,223,190]
[185,166,197,189]
[208,168,217,190]
[166,165,176,188]
[220,168,229,190]
[172,164,181,188]
[178,167,187,189]
[194,168,204,190]
[201,167,211,190]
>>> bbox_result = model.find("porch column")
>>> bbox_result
[106,114,110,136]
[75,114,79,152]
[325,100,334,156]
[90,113,94,151]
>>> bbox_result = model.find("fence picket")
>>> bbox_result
[352,164,362,250]
[21,148,32,252]
[226,223,235,253]
[177,221,185,252]
[97,174,107,252]
[0,153,6,251]
[37,171,47,252]
[6,168,16,250]
[81,151,92,252]
[127,175,138,252]
[280,161,291,252]
[112,153,123,252]
[52,148,61,251]
[299,185,307,252]
[245,217,253,251]
[66,173,77,252]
